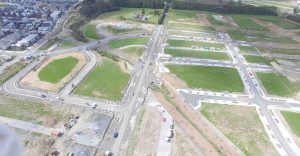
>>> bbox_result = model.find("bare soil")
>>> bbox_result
[20,52,86,92]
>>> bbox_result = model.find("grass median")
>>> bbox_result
[281,111,300,137]
[166,65,244,93]
[244,55,270,65]
[74,58,130,101]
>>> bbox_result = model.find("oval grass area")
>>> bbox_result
[38,56,79,83]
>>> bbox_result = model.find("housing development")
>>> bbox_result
[1,0,300,156]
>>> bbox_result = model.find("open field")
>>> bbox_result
[75,58,130,101]
[281,111,300,137]
[255,16,300,29]
[200,103,278,156]
[39,38,59,50]
[0,96,67,126]
[165,49,230,60]
[122,46,145,56]
[256,72,298,97]
[231,16,268,31]
[168,22,214,31]
[21,52,86,92]
[239,46,257,52]
[39,57,79,83]
[108,37,149,49]
[228,30,298,44]
[244,55,270,65]
[82,24,100,40]
[107,25,140,34]
[96,8,161,24]
[167,39,225,49]
[0,61,28,85]
[166,65,244,92]
[206,14,226,26]
[60,41,76,49]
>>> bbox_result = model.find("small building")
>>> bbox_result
[50,11,62,21]
[14,33,39,49]
[38,21,53,34]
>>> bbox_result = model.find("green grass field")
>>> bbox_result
[167,65,244,92]
[200,103,278,156]
[123,47,145,56]
[167,39,225,49]
[39,38,59,50]
[256,72,298,97]
[206,14,226,26]
[75,58,130,101]
[244,55,270,65]
[165,49,230,60]
[239,46,257,52]
[231,16,268,31]
[108,37,149,49]
[281,111,300,137]
[38,57,79,83]
[96,8,161,24]
[82,24,100,40]
[167,9,197,21]
[168,22,215,31]
[107,25,139,34]
[269,49,300,55]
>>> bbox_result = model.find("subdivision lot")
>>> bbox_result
[244,55,270,65]
[255,16,300,29]
[108,37,149,49]
[165,49,230,60]
[74,57,130,101]
[167,39,225,49]
[268,48,300,55]
[281,111,300,138]
[166,65,244,93]
[200,103,278,156]
[21,52,86,92]
[231,16,268,31]
[256,72,298,97]
[228,30,297,44]
[39,57,78,83]
[239,46,257,53]
[107,25,140,34]
[168,22,214,31]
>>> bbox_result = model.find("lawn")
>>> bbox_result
[108,37,149,49]
[75,58,130,101]
[165,49,230,60]
[38,57,79,83]
[166,65,244,92]
[256,72,298,97]
[123,46,145,56]
[281,111,300,137]
[269,49,300,55]
[244,55,270,65]
[200,103,278,156]
[0,61,27,85]
[60,41,76,49]
[0,96,65,125]
[82,24,100,40]
[96,8,161,24]
[231,16,268,31]
[167,39,225,49]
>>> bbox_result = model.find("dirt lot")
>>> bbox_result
[126,106,161,156]
[20,52,86,92]
[170,125,205,156]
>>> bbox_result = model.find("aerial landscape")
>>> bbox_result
[1,0,300,156]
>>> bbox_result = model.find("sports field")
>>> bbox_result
[244,55,270,65]
[256,72,298,97]
[200,103,278,156]
[75,58,130,101]
[281,111,300,137]
[166,65,244,92]
[167,39,225,49]
[38,57,79,83]
[165,49,230,60]
[108,37,149,49]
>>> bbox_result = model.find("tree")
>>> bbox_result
[142,8,145,14]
